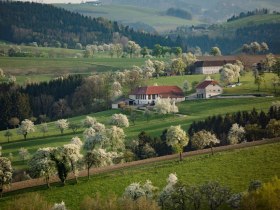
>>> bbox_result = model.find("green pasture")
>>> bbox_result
[0,56,148,84]
[2,142,280,209]
[222,14,280,30]
[0,43,82,58]
[0,97,277,170]
[57,4,202,32]
[148,73,277,94]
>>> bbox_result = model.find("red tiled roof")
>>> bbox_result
[131,86,184,98]
[196,80,220,89]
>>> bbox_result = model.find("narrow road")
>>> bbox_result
[4,138,280,194]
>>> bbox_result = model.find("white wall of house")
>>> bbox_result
[129,94,184,105]
[196,85,223,98]
[195,66,222,74]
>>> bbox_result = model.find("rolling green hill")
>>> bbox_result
[100,0,280,22]
[1,141,280,209]
[1,97,277,170]
[56,4,202,33]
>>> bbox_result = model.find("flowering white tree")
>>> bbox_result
[220,63,241,85]
[17,119,35,140]
[83,127,96,139]
[83,130,107,151]
[51,201,67,210]
[166,125,189,161]
[191,130,220,154]
[40,123,48,137]
[154,97,171,116]
[0,157,13,197]
[104,126,125,152]
[92,122,106,133]
[124,180,157,200]
[170,101,179,115]
[28,147,56,188]
[153,60,165,78]
[62,143,83,183]
[92,148,118,167]
[51,143,83,185]
[227,123,245,145]
[83,149,101,180]
[127,41,141,58]
[158,173,178,208]
[70,137,83,148]
[171,58,186,75]
[111,81,123,100]
[182,52,197,67]
[143,59,155,78]
[109,113,129,128]
[55,119,69,134]
[83,116,97,128]
[18,147,30,163]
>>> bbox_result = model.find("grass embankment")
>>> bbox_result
[0,97,277,170]
[1,142,280,209]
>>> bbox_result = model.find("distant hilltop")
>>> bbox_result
[81,0,101,5]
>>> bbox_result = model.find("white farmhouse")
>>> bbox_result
[194,60,236,74]
[196,78,223,99]
[129,86,185,105]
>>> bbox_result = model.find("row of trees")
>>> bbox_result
[189,102,280,145]
[227,8,270,22]
[121,173,280,210]
[242,41,269,54]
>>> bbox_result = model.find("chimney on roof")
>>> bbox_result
[205,75,212,81]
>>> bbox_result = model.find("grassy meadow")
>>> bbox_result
[56,4,202,32]
[148,72,277,94]
[0,56,149,85]
[1,142,280,209]
[0,97,277,170]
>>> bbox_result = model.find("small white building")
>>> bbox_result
[129,86,185,105]
[194,60,236,74]
[196,78,223,99]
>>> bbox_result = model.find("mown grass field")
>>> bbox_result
[222,14,280,30]
[56,4,202,32]
[0,97,277,170]
[0,56,148,84]
[1,142,280,209]
[148,72,277,94]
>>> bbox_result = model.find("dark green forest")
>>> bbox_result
[170,22,280,54]
[0,1,175,48]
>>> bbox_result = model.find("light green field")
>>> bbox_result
[222,14,280,30]
[0,56,148,84]
[0,43,82,58]
[148,73,277,94]
[2,142,280,210]
[56,4,202,32]
[0,97,277,170]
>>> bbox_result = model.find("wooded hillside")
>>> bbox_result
[0,1,175,48]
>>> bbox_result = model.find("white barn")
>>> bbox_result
[129,86,185,105]
[194,60,236,74]
[196,78,223,99]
